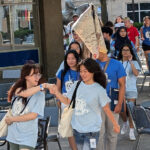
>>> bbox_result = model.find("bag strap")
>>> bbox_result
[11,96,32,114]
[20,97,32,114]
[69,81,81,109]
[103,58,110,73]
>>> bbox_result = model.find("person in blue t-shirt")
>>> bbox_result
[140,16,150,70]
[118,43,141,141]
[56,41,83,76]
[50,58,120,150]
[96,49,126,150]
[5,63,52,150]
[56,50,80,150]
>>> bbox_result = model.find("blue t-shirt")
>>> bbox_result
[66,81,111,133]
[57,69,80,94]
[56,61,64,77]
[142,26,150,46]
[7,92,45,148]
[96,59,126,96]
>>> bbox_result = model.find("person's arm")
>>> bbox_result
[103,103,120,133]
[56,78,62,107]
[15,83,50,98]
[49,84,70,105]
[129,61,139,76]
[135,36,140,52]
[140,27,144,40]
[5,112,38,125]
[128,55,139,76]
[114,77,126,113]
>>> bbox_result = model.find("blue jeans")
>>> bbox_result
[73,129,100,150]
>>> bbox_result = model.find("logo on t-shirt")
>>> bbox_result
[75,98,89,116]
[65,80,74,92]
[145,31,150,39]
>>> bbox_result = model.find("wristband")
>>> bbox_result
[40,84,44,91]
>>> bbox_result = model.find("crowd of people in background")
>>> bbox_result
[59,14,150,150]
[5,11,150,150]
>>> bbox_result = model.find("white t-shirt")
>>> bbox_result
[122,60,141,92]
[7,92,45,148]
[66,81,111,133]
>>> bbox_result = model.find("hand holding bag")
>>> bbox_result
[58,81,81,138]
[0,109,12,137]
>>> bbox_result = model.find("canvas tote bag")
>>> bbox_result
[58,81,81,138]
[0,109,12,137]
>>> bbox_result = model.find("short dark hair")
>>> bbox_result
[104,39,110,54]
[104,21,114,28]
[102,26,113,36]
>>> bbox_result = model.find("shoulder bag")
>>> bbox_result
[58,81,81,138]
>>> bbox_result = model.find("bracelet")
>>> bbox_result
[40,84,44,91]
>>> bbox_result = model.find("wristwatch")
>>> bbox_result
[40,84,44,91]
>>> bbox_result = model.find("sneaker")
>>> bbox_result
[121,122,129,135]
[129,129,136,141]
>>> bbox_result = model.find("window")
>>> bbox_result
[127,2,150,23]
[0,0,40,50]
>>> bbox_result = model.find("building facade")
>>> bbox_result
[107,0,150,23]
[0,0,64,80]
[62,0,150,23]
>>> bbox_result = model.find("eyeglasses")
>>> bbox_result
[30,73,42,78]
[122,49,130,52]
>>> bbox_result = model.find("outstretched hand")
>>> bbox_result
[48,84,58,95]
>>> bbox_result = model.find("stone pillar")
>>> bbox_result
[39,0,64,78]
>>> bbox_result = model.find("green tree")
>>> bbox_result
[99,0,108,24]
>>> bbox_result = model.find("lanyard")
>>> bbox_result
[101,58,110,73]
[122,61,129,71]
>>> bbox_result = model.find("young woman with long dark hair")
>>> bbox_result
[118,44,140,140]
[5,63,51,150]
[56,41,83,76]
[50,58,120,150]
[112,26,136,58]
[56,50,80,150]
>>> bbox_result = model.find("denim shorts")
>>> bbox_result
[125,91,137,99]
[73,129,100,150]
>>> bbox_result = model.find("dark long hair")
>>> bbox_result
[68,41,83,58]
[61,50,79,85]
[115,26,132,56]
[8,64,42,102]
[79,58,106,89]
[118,43,137,61]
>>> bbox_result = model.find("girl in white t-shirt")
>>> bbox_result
[5,63,51,149]
[50,58,120,150]
[118,43,141,140]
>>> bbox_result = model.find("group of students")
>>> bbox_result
[56,15,143,150]
[4,15,150,150]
